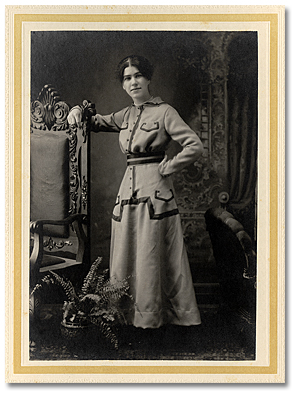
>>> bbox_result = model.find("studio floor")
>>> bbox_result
[29,305,256,362]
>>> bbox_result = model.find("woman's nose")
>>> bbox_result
[131,77,138,85]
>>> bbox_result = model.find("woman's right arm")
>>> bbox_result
[67,104,127,133]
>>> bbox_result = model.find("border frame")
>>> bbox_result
[5,5,285,383]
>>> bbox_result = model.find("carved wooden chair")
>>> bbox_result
[30,85,94,293]
[204,206,256,347]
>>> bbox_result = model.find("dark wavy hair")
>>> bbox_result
[116,55,154,83]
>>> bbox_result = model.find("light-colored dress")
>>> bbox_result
[91,97,202,328]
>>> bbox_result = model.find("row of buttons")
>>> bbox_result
[129,166,134,192]
[125,107,143,153]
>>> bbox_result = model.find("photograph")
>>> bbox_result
[5,5,285,383]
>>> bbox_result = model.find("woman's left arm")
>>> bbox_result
[158,106,204,176]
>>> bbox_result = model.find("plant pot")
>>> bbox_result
[60,320,116,355]
[60,320,91,340]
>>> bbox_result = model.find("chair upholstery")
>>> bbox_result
[30,128,70,238]
[30,85,94,289]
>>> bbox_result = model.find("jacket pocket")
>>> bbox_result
[155,189,174,202]
[151,188,178,219]
[140,121,159,132]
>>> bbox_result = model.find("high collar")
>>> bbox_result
[132,96,164,106]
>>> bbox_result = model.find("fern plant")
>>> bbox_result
[30,257,133,350]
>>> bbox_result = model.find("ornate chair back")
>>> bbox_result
[30,85,93,287]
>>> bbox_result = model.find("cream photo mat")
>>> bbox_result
[5,5,285,383]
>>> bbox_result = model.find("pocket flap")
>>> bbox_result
[120,122,128,130]
[140,122,159,132]
[155,189,174,202]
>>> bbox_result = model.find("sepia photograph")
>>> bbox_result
[5,5,285,383]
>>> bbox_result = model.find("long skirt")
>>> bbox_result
[109,162,201,329]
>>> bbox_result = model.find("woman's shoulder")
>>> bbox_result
[151,97,178,110]
[146,97,175,113]
[113,104,132,117]
[147,96,169,107]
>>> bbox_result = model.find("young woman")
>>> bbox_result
[68,55,202,330]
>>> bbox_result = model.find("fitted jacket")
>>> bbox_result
[90,96,203,176]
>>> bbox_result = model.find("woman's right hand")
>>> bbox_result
[67,106,83,127]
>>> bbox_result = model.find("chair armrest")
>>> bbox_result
[30,213,86,230]
[205,207,256,281]
[30,213,88,285]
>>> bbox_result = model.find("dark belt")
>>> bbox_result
[126,152,165,166]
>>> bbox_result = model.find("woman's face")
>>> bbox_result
[122,65,151,105]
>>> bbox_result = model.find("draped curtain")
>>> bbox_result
[227,33,258,241]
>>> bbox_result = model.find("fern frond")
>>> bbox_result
[49,271,78,303]
[80,294,103,305]
[94,268,109,295]
[90,316,119,349]
[30,274,54,296]
[81,257,103,295]
[100,278,131,302]
[102,301,128,324]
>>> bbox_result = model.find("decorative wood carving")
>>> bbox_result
[67,127,80,215]
[68,99,95,215]
[30,84,69,131]
[30,85,93,217]
[43,236,72,251]
[82,176,88,211]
